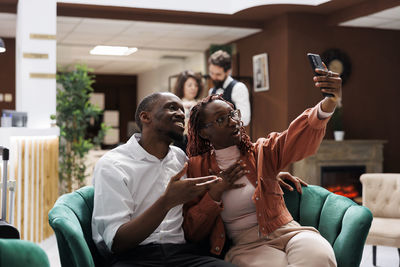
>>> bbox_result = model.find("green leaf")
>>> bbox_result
[55,63,105,193]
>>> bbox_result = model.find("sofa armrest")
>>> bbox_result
[49,205,95,267]
[332,205,372,267]
[0,239,50,267]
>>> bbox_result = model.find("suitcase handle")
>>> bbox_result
[0,147,9,160]
[1,147,9,220]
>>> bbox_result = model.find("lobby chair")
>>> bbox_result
[283,183,372,267]
[0,238,50,267]
[360,173,400,266]
[49,184,372,267]
[48,186,108,267]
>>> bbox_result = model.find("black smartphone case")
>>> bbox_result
[307,53,334,97]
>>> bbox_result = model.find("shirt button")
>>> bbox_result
[215,246,220,251]
[258,213,261,217]
[256,197,259,200]
[262,227,265,231]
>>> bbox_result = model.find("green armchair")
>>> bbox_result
[0,238,50,267]
[49,185,372,267]
[48,186,108,267]
[283,184,372,267]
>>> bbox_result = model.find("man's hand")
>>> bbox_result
[163,163,220,209]
[207,160,249,201]
[112,162,220,254]
[277,172,308,194]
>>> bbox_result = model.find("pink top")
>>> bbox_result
[214,146,258,239]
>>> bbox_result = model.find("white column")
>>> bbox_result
[16,0,57,128]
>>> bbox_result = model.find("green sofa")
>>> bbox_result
[48,185,372,267]
[0,238,50,267]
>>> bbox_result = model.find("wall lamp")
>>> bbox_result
[0,38,6,53]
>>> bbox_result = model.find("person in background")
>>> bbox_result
[184,65,342,266]
[173,70,204,152]
[175,70,204,129]
[208,50,251,126]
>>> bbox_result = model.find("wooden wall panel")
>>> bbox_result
[92,74,137,144]
[7,136,59,242]
[234,13,400,173]
[0,38,16,111]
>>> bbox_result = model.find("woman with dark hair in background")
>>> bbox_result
[183,66,342,266]
[173,70,204,152]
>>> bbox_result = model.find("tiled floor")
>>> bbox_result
[360,245,399,267]
[40,235,398,267]
[39,235,61,267]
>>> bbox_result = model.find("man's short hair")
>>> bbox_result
[135,92,162,131]
[208,50,231,72]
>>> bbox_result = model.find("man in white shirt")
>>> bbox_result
[92,92,234,266]
[208,50,251,126]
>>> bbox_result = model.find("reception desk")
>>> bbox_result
[0,127,59,242]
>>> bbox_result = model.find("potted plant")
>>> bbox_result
[51,64,108,193]
[330,106,344,141]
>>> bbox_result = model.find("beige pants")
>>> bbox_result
[225,221,337,267]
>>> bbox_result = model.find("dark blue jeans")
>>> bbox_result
[111,243,236,267]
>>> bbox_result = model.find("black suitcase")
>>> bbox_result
[0,146,20,239]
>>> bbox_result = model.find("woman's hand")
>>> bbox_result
[314,63,342,113]
[277,172,308,194]
[207,160,248,201]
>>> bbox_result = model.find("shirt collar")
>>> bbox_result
[223,75,233,89]
[127,133,174,162]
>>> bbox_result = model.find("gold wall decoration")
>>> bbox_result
[23,53,49,59]
[29,34,56,40]
[29,73,56,79]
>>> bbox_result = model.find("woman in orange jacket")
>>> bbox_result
[183,67,341,267]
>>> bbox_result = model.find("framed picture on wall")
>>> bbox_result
[252,53,270,92]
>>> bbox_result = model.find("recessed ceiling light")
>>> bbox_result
[90,45,138,56]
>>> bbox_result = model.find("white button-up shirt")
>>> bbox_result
[92,134,187,252]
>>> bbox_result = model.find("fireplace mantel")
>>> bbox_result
[292,140,386,185]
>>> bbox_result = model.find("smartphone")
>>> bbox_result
[307,53,334,97]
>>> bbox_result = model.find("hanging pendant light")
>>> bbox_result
[0,38,6,53]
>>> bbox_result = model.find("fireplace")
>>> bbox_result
[320,166,365,201]
[292,140,385,203]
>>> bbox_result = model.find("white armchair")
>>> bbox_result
[360,173,400,266]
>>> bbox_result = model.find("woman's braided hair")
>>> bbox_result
[186,94,253,157]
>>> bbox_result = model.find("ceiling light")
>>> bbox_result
[90,45,137,56]
[0,38,5,53]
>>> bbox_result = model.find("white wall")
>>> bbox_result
[16,0,57,128]
[137,52,206,103]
